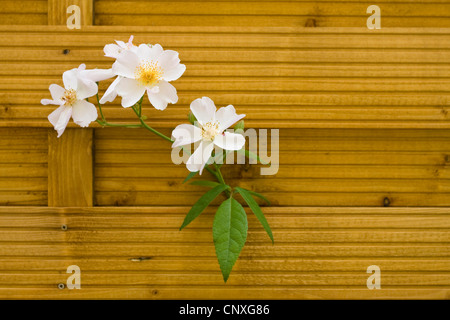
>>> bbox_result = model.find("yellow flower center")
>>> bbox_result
[135,61,163,87]
[202,121,220,141]
[61,89,77,106]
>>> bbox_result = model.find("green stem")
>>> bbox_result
[95,119,142,128]
[95,83,106,122]
[131,104,173,143]
[214,163,226,185]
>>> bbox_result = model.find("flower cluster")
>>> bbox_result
[41,37,272,282]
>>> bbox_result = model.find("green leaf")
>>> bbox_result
[182,171,198,184]
[237,148,269,165]
[179,184,229,230]
[245,189,271,206]
[235,187,273,243]
[190,180,222,188]
[213,197,248,282]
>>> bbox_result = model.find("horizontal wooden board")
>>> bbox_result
[0,26,449,128]
[0,128,47,206]
[0,206,448,299]
[0,0,47,25]
[0,287,448,300]
[94,1,450,28]
[94,127,450,206]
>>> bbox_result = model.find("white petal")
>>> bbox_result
[41,99,62,106]
[163,63,186,82]
[171,124,202,148]
[53,106,72,138]
[137,43,163,61]
[71,100,98,128]
[158,50,180,69]
[100,76,122,104]
[104,43,122,58]
[147,80,178,110]
[49,84,65,101]
[115,40,126,48]
[81,68,114,82]
[76,78,98,100]
[48,105,66,127]
[215,104,246,132]
[158,50,186,81]
[63,68,78,90]
[115,78,146,108]
[112,50,140,79]
[190,97,216,126]
[214,132,245,151]
[186,141,214,174]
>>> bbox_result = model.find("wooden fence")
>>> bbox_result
[0,0,449,299]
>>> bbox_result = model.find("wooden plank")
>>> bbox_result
[1,272,450,286]
[0,0,47,25]
[2,48,450,63]
[0,206,446,299]
[45,2,94,208]
[94,165,450,180]
[0,193,47,206]
[4,32,450,49]
[48,129,93,207]
[0,243,448,258]
[0,230,448,243]
[94,0,450,28]
[2,63,450,78]
[0,287,448,300]
[95,1,450,17]
[93,126,450,206]
[1,212,450,229]
[0,26,449,128]
[94,178,450,193]
[5,78,450,92]
[0,128,48,206]
[95,151,449,166]
[2,25,450,34]
[94,192,450,207]
[0,257,448,272]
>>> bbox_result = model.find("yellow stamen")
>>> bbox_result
[202,121,220,141]
[135,61,163,87]
[61,89,77,106]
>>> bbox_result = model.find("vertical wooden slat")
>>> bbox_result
[47,1,94,207]
[48,129,94,207]
[48,0,94,26]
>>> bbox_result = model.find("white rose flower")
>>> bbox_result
[172,97,246,174]
[42,64,113,137]
[103,43,186,110]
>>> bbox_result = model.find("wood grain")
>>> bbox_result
[0,206,447,299]
[0,0,449,301]
[0,128,47,205]
[94,0,450,28]
[48,129,93,207]
[94,127,450,207]
[0,0,47,25]
[0,26,449,128]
